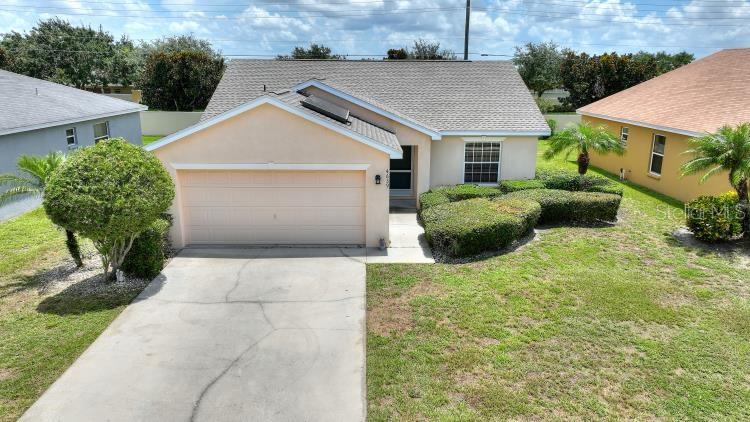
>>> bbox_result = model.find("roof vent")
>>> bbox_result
[301,95,350,123]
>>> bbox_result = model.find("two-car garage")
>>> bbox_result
[179,169,366,245]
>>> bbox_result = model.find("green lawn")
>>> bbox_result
[142,135,164,145]
[0,210,146,421]
[367,142,750,420]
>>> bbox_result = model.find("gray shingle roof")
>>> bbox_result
[203,60,548,134]
[273,91,400,151]
[0,70,146,135]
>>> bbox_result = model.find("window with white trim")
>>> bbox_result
[649,134,666,175]
[620,127,629,147]
[65,128,77,147]
[93,121,110,142]
[464,142,501,183]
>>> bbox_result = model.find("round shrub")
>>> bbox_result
[503,189,621,224]
[419,190,450,211]
[421,197,541,257]
[535,168,623,196]
[498,179,546,193]
[685,192,743,242]
[121,217,171,279]
[44,138,175,278]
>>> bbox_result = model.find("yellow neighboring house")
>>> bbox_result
[577,48,750,202]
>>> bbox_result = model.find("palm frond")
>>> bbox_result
[681,123,750,186]
[0,185,40,204]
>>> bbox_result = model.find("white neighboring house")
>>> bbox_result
[0,70,147,175]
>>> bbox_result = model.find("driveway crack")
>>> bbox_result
[190,326,274,422]
[224,260,253,302]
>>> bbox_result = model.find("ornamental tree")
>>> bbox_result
[44,139,174,279]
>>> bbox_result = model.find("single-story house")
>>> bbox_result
[0,70,146,175]
[578,48,750,202]
[146,60,550,248]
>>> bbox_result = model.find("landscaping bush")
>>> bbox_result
[435,184,504,201]
[503,189,621,224]
[685,192,743,242]
[535,168,623,196]
[419,190,450,211]
[421,198,541,257]
[498,179,546,193]
[44,138,175,279]
[121,217,171,279]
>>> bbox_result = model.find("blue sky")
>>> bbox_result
[1,1,748,59]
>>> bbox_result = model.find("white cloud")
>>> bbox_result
[0,0,747,58]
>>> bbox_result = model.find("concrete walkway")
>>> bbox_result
[22,248,366,422]
[365,211,434,264]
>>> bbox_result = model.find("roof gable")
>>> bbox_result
[145,95,403,158]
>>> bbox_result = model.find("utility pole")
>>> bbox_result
[463,0,471,60]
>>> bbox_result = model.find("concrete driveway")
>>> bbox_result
[22,248,366,422]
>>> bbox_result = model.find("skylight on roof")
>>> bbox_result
[301,95,350,124]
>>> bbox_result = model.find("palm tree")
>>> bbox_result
[681,123,750,236]
[543,122,625,175]
[0,152,84,266]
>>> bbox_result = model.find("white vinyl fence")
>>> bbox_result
[140,111,203,136]
[543,113,581,132]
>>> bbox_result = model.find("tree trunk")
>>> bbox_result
[736,178,750,238]
[577,152,590,175]
[65,230,84,267]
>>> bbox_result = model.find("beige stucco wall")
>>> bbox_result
[306,87,432,198]
[585,115,732,202]
[430,136,538,187]
[152,103,391,248]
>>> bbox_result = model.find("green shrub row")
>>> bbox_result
[535,168,624,196]
[498,179,546,193]
[503,189,621,224]
[121,216,172,279]
[419,184,503,211]
[421,198,541,257]
[685,192,743,242]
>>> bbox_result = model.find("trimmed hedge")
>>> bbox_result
[498,179,546,193]
[685,192,743,242]
[535,168,624,196]
[419,190,450,211]
[503,189,621,224]
[121,217,172,279]
[421,197,541,257]
[419,184,503,212]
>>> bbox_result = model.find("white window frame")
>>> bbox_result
[620,127,629,147]
[649,133,666,176]
[93,121,110,142]
[463,138,503,184]
[65,127,77,148]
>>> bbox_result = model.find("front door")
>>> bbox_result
[390,145,412,196]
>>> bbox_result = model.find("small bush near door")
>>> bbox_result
[421,198,541,257]
[503,189,622,224]
[121,217,172,279]
[685,192,743,242]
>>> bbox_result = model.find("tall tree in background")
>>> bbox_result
[278,44,343,60]
[0,18,138,88]
[138,35,224,111]
[385,39,456,60]
[559,50,693,109]
[513,41,562,98]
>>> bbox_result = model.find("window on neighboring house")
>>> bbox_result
[620,127,629,147]
[93,121,110,142]
[464,141,501,183]
[65,128,77,147]
[649,134,666,175]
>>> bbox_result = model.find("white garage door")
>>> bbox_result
[179,170,365,245]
